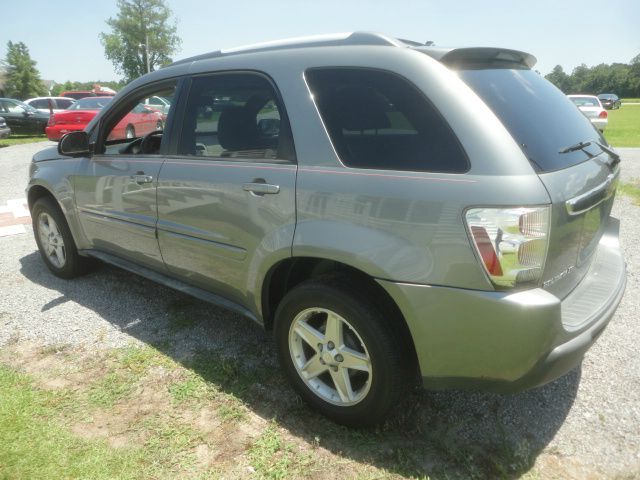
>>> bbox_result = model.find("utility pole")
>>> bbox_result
[140,33,150,75]
[145,32,150,74]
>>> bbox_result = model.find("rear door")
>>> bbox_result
[155,72,297,307]
[458,68,618,299]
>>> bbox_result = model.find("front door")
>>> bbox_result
[74,82,178,271]
[156,73,297,307]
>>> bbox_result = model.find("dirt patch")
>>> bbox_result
[0,341,378,479]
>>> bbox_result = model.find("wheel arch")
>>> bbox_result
[262,256,419,372]
[27,183,59,212]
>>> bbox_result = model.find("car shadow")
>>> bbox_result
[19,251,579,479]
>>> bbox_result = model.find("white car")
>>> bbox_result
[24,97,76,114]
[567,95,607,132]
[142,95,171,115]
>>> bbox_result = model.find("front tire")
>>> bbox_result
[32,197,90,279]
[274,277,412,426]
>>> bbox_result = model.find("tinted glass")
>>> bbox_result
[459,69,603,172]
[31,99,49,109]
[178,74,292,161]
[70,97,112,110]
[305,68,468,173]
[569,96,600,107]
[57,99,75,109]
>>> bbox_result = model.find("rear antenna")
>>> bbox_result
[425,40,435,46]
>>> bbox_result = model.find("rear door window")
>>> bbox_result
[305,68,468,173]
[458,68,603,172]
[177,73,294,162]
[56,99,75,110]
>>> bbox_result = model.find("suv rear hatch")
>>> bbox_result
[423,48,620,300]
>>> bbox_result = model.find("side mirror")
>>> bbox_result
[58,131,90,157]
[257,118,280,136]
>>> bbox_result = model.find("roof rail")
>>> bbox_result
[167,32,405,68]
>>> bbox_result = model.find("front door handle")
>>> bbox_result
[131,174,153,184]
[242,182,280,195]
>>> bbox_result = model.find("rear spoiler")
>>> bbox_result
[416,47,537,69]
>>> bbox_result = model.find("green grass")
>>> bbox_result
[248,421,312,479]
[621,98,640,103]
[0,133,49,148]
[5,338,613,479]
[604,104,640,147]
[617,181,640,205]
[0,365,146,480]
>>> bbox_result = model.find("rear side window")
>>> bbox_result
[57,99,75,109]
[305,68,468,173]
[31,99,50,109]
[458,69,603,172]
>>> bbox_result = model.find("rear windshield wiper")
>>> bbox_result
[558,141,591,154]
[593,140,621,168]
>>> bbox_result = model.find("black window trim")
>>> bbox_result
[171,69,297,164]
[303,66,470,174]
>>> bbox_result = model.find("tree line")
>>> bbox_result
[544,55,640,97]
[1,0,179,100]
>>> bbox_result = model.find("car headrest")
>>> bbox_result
[217,106,260,151]
[326,87,391,131]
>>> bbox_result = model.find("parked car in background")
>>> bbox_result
[597,93,621,110]
[24,97,76,114]
[60,90,116,100]
[45,96,163,141]
[0,98,49,134]
[0,116,10,138]
[142,95,172,115]
[28,32,626,426]
[567,95,608,131]
[46,97,112,140]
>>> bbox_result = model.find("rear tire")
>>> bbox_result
[125,125,135,139]
[274,276,412,426]
[32,197,91,279]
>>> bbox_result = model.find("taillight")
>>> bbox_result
[47,116,56,126]
[465,207,550,289]
[599,110,608,119]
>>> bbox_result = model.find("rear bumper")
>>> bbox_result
[378,217,626,392]
[591,118,607,131]
[45,125,83,141]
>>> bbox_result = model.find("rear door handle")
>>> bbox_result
[242,182,280,195]
[131,174,153,184]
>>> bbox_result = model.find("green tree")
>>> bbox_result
[628,54,640,96]
[100,0,181,82]
[545,65,570,93]
[3,41,45,99]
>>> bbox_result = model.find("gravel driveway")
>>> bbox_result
[0,143,638,478]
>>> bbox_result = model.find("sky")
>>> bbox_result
[1,0,638,83]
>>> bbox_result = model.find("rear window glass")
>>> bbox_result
[70,97,112,110]
[306,68,469,173]
[458,69,603,172]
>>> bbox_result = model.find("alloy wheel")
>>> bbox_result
[288,307,372,406]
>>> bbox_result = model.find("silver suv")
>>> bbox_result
[27,32,626,426]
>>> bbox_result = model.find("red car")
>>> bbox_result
[60,90,116,100]
[46,97,163,141]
